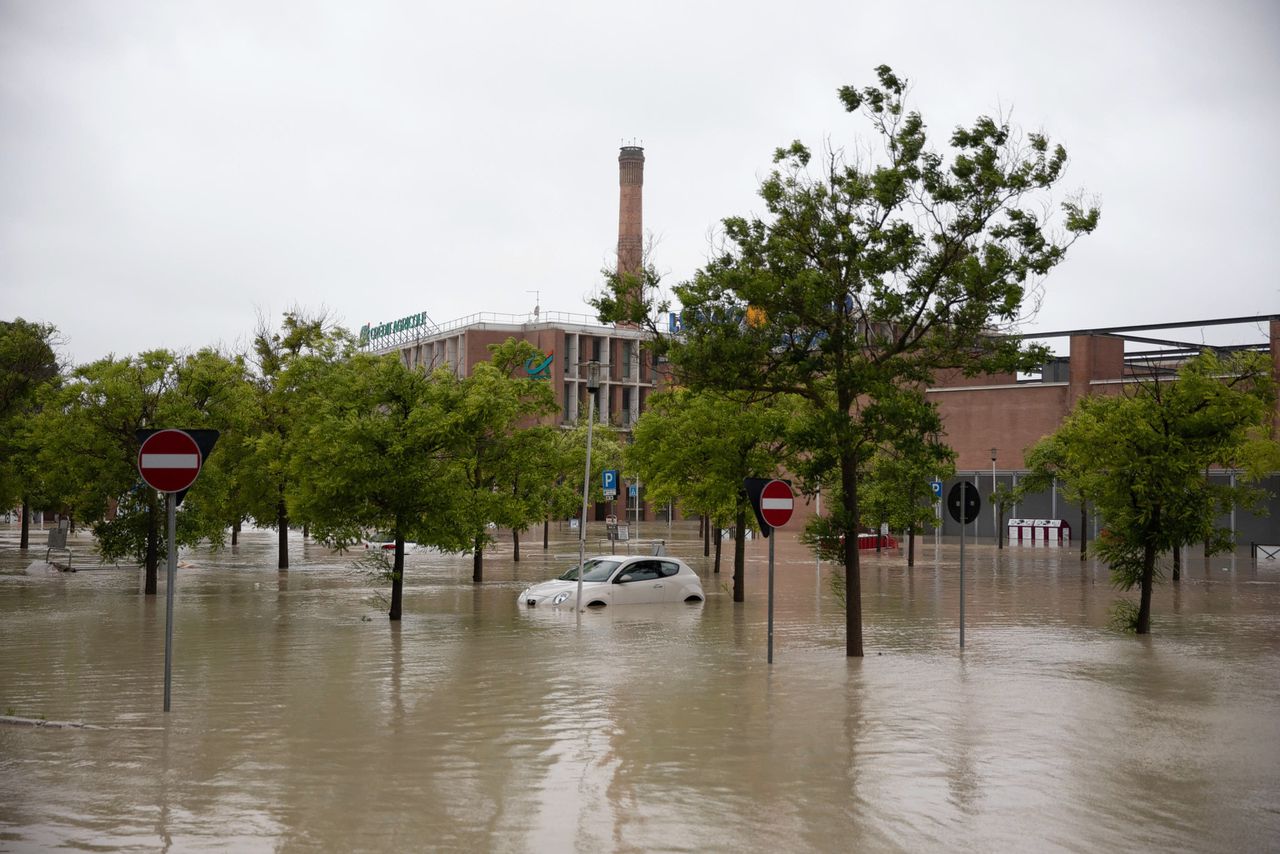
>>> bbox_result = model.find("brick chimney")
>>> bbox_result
[617,145,644,279]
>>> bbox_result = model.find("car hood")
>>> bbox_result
[524,579,605,597]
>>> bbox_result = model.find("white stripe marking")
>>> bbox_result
[142,453,199,468]
[761,497,793,510]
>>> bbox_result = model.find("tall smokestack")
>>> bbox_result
[617,145,644,279]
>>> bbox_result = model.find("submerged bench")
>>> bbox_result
[45,520,73,571]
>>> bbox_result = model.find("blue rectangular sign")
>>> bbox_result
[930,479,943,499]
[602,470,618,491]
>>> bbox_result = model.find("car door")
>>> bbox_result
[612,560,664,604]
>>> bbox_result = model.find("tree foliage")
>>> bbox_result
[30,349,245,591]
[452,339,558,581]
[0,318,61,523]
[286,353,472,619]
[1035,351,1277,634]
[598,66,1099,656]
[241,310,352,568]
[627,388,794,598]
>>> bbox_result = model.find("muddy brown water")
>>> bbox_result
[1,524,1277,852]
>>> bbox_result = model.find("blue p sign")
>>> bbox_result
[930,480,943,499]
[602,469,618,491]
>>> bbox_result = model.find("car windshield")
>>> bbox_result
[557,559,621,583]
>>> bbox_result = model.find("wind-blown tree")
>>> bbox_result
[0,318,61,547]
[454,339,557,582]
[242,311,350,569]
[627,388,794,599]
[1042,351,1277,634]
[599,67,1098,656]
[287,353,472,620]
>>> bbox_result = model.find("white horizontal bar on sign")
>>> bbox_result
[761,497,793,509]
[142,454,199,468]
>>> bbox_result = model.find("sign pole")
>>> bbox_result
[163,491,176,712]
[959,481,966,650]
[767,532,776,664]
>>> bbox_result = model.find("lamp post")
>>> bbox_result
[576,361,600,612]
[991,447,998,544]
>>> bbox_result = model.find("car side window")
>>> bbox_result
[659,561,680,577]
[617,561,661,583]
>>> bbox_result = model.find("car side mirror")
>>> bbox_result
[617,574,633,583]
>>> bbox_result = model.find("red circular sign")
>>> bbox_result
[137,429,203,493]
[760,479,794,528]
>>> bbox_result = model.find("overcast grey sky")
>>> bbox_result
[2,0,1277,365]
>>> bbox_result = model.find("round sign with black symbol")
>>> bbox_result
[947,481,981,525]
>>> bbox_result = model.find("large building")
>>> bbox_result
[363,145,1280,545]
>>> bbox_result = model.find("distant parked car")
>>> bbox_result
[362,533,429,553]
[517,555,705,609]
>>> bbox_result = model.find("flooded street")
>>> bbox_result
[2,524,1278,852]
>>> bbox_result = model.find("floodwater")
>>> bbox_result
[1,524,1278,853]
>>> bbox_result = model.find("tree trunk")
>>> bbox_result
[907,521,915,567]
[1172,543,1181,582]
[841,453,863,657]
[472,536,484,583]
[19,497,30,550]
[703,514,711,557]
[302,523,309,539]
[543,518,549,550]
[389,532,405,620]
[732,507,747,603]
[144,493,159,595]
[231,518,241,547]
[513,528,521,562]
[276,499,289,570]
[1079,502,1088,560]
[713,525,722,574]
[1136,543,1156,634]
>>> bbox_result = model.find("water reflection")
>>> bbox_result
[1,526,1278,852]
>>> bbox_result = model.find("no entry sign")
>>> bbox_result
[138,429,203,493]
[760,479,795,528]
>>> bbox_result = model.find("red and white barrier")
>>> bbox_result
[1007,519,1072,547]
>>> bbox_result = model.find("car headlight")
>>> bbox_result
[552,591,572,605]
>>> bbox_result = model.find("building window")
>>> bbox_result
[622,387,632,425]
[622,341,633,378]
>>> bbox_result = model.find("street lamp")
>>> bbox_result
[576,361,601,611]
[991,447,998,543]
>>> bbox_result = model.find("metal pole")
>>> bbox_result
[960,486,967,648]
[767,530,775,664]
[991,451,998,543]
[577,393,594,612]
[163,491,176,712]
[815,487,821,572]
[1229,471,1237,549]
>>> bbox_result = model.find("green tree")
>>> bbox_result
[1019,433,1095,559]
[627,388,793,599]
[598,67,1098,656]
[32,350,238,592]
[1041,351,1277,634]
[0,318,61,547]
[454,339,557,582]
[243,311,351,569]
[287,353,471,620]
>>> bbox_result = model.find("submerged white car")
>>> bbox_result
[518,555,705,609]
